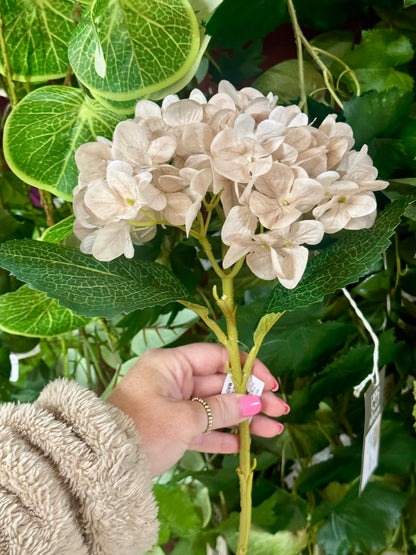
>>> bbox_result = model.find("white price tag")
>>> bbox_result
[360,369,384,493]
[221,373,265,396]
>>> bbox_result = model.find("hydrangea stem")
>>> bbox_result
[219,274,254,555]
[196,228,255,552]
[196,228,282,554]
[237,419,254,554]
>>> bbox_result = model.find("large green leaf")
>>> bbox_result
[3,87,123,200]
[0,0,74,82]
[0,285,90,337]
[0,240,189,318]
[346,29,414,69]
[317,483,407,555]
[344,29,414,94]
[264,197,414,315]
[343,88,413,147]
[253,60,325,105]
[68,0,200,101]
[259,321,354,377]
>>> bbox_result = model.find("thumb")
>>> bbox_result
[190,394,262,435]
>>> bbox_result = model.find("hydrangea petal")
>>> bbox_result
[92,222,134,261]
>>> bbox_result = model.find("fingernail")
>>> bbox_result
[281,401,291,415]
[271,378,279,392]
[276,422,285,434]
[241,395,262,417]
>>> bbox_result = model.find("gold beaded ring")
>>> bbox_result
[191,396,214,435]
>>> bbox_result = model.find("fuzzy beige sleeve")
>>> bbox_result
[0,379,159,555]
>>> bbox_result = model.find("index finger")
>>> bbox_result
[171,343,277,391]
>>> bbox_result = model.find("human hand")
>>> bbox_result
[106,343,289,477]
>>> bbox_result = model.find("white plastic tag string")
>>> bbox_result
[342,287,383,493]
[342,288,380,396]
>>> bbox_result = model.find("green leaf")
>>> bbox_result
[343,89,413,147]
[149,34,210,101]
[292,0,361,30]
[89,91,138,116]
[130,308,199,355]
[222,513,308,555]
[189,0,223,24]
[376,419,416,475]
[206,0,287,48]
[0,285,90,337]
[353,68,414,94]
[0,239,189,318]
[40,216,75,244]
[170,243,204,291]
[289,329,403,421]
[346,29,414,70]
[342,29,415,93]
[68,0,200,101]
[317,483,407,555]
[10,359,54,402]
[154,482,201,542]
[3,86,123,200]
[253,60,325,105]
[264,198,414,315]
[251,488,307,532]
[0,208,20,242]
[259,321,353,377]
[405,0,416,6]
[0,0,74,82]
[370,138,409,180]
[399,116,416,168]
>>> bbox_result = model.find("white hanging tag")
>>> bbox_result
[342,288,383,493]
[360,368,384,493]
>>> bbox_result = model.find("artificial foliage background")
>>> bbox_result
[0,0,416,554]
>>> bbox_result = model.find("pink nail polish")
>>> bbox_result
[281,401,291,415]
[276,422,285,434]
[271,378,279,392]
[241,395,262,417]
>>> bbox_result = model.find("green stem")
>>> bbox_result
[39,190,55,227]
[287,0,344,109]
[286,0,307,112]
[220,275,243,387]
[219,275,253,555]
[199,233,225,279]
[195,224,283,554]
[0,13,17,109]
[80,330,107,389]
[313,47,361,96]
[237,420,255,555]
[60,337,70,379]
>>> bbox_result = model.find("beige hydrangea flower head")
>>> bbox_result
[312,146,388,233]
[73,80,388,287]
[74,139,113,188]
[249,163,324,229]
[222,206,325,288]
